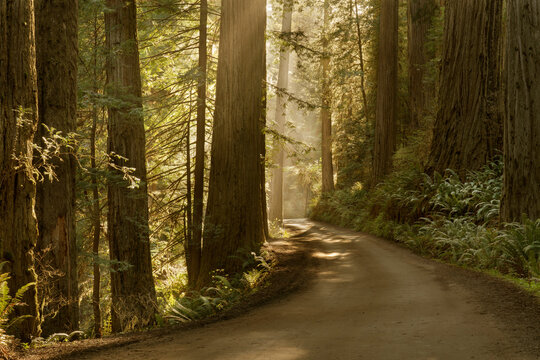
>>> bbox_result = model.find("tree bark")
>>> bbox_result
[105,0,157,332]
[321,0,334,193]
[428,0,503,176]
[197,0,267,288]
[407,0,438,132]
[0,0,41,341]
[35,0,79,335]
[260,45,270,241]
[91,102,102,338]
[269,0,293,224]
[187,0,207,289]
[501,0,540,222]
[185,89,193,284]
[372,0,398,184]
[91,11,102,338]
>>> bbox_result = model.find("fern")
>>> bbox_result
[0,262,37,356]
[313,159,540,281]
[165,252,274,325]
[498,218,540,277]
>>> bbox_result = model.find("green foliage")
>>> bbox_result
[0,276,34,331]
[428,160,503,223]
[32,124,79,183]
[498,219,540,278]
[165,253,275,324]
[165,274,245,323]
[310,187,366,228]
[31,331,86,346]
[311,166,429,233]
[402,217,540,279]
[165,274,238,323]
[0,264,36,355]
[406,218,500,267]
[312,159,540,284]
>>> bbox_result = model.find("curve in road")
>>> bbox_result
[79,220,540,360]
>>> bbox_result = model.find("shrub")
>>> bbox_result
[0,264,36,357]
[165,252,275,324]
[311,159,540,282]
[429,160,502,223]
[498,218,540,278]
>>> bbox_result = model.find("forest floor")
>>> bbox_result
[19,223,316,360]
[23,220,540,360]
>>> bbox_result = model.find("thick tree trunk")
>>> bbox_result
[35,0,79,335]
[372,0,398,184]
[501,0,540,222]
[407,0,438,131]
[197,0,267,288]
[187,0,207,289]
[428,0,503,175]
[105,0,157,332]
[0,0,41,341]
[269,0,293,224]
[320,0,334,193]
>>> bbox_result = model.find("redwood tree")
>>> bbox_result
[407,0,438,132]
[428,0,503,175]
[186,0,207,289]
[351,0,370,131]
[269,0,293,223]
[197,0,267,288]
[501,0,540,222]
[372,0,398,184]
[320,0,334,193]
[105,0,157,332]
[35,0,79,335]
[0,0,41,341]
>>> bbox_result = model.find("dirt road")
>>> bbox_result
[79,220,540,360]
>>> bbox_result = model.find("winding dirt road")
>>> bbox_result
[79,220,540,360]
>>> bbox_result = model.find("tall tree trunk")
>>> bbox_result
[372,0,398,184]
[501,0,540,222]
[0,0,41,341]
[187,0,207,289]
[260,45,270,241]
[34,0,79,335]
[197,0,267,288]
[269,0,293,224]
[407,0,438,132]
[351,0,370,131]
[91,103,102,338]
[91,11,102,338]
[185,89,193,281]
[321,0,334,193]
[105,0,157,332]
[428,0,503,176]
[261,108,270,240]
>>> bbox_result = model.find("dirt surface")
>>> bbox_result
[20,225,315,360]
[25,220,540,359]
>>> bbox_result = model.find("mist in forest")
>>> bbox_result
[266,2,323,219]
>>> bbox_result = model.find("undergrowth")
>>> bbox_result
[0,264,36,359]
[163,250,275,324]
[311,158,540,288]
